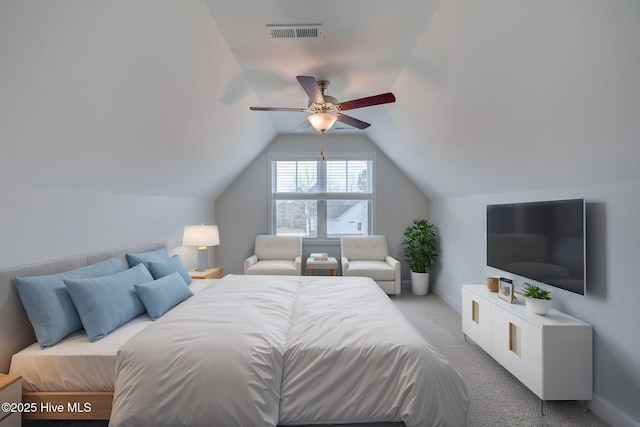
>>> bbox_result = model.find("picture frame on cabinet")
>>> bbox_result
[498,278,514,303]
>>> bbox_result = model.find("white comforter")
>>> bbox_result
[109,275,468,427]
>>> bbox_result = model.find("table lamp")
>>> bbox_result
[183,224,220,271]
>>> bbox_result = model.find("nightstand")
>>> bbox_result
[0,374,21,427]
[189,267,223,280]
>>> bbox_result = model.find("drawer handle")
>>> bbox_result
[509,322,521,357]
[472,300,480,324]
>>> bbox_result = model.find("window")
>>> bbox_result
[269,153,374,240]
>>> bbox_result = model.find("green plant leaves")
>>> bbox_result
[516,283,552,300]
[402,219,438,273]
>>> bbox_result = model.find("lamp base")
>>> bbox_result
[196,247,209,271]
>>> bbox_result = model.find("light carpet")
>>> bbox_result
[393,291,608,427]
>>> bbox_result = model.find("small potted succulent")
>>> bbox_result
[516,283,552,315]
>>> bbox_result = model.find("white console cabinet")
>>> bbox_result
[462,284,592,406]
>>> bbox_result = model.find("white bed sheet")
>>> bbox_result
[110,275,299,427]
[110,275,469,427]
[9,279,215,392]
[280,276,469,426]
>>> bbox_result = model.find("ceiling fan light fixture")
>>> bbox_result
[250,76,394,132]
[307,112,337,135]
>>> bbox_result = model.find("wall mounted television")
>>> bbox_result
[487,198,586,295]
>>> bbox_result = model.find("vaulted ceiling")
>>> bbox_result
[1,1,639,200]
[201,0,441,135]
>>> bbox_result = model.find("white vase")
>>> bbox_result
[525,298,551,315]
[411,271,429,295]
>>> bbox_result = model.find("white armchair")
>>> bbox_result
[340,235,401,295]
[244,235,302,275]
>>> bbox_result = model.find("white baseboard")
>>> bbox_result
[433,289,462,314]
[589,394,639,427]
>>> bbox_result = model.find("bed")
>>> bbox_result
[0,243,469,426]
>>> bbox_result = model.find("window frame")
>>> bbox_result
[268,152,376,244]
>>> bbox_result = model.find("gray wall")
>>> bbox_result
[0,181,216,270]
[0,0,276,201]
[430,181,640,427]
[0,1,223,270]
[216,134,430,280]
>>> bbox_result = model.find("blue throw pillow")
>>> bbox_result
[14,257,123,348]
[134,272,193,320]
[125,246,169,269]
[64,264,153,342]
[147,255,193,285]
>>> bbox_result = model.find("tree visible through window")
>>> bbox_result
[269,154,374,240]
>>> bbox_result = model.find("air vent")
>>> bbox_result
[267,25,322,39]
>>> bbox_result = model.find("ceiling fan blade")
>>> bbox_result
[294,120,312,132]
[337,92,396,111]
[336,113,371,130]
[296,76,325,104]
[249,106,308,112]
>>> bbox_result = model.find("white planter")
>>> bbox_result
[411,271,429,295]
[525,298,551,315]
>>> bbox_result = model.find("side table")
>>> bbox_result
[0,374,21,427]
[306,257,338,276]
[189,267,223,280]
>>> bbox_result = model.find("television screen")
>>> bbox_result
[487,198,585,295]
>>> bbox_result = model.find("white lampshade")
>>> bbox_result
[183,225,220,248]
[307,112,338,134]
[183,225,220,271]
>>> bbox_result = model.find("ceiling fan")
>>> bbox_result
[250,76,396,135]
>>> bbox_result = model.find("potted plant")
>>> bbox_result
[516,283,552,315]
[402,219,438,295]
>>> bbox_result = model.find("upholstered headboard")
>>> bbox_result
[0,242,167,374]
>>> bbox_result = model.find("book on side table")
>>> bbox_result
[309,252,328,261]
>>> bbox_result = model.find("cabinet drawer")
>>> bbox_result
[0,377,22,427]
[462,290,492,352]
[490,305,543,397]
[491,304,542,360]
[0,379,21,406]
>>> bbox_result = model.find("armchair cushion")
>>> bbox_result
[246,260,299,275]
[340,235,400,295]
[244,235,303,275]
[345,260,396,281]
[340,235,389,261]
[255,235,302,260]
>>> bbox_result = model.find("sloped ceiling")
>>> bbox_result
[203,0,640,199]
[201,0,441,134]
[1,1,639,200]
[0,0,276,199]
[372,0,640,198]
